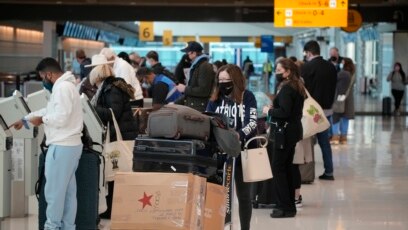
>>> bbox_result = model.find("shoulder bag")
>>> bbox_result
[333,74,355,113]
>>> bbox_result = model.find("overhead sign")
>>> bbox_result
[139,21,154,41]
[341,9,363,33]
[248,37,261,48]
[162,30,173,46]
[274,0,348,27]
[261,35,274,53]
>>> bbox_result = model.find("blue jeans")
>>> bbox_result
[316,118,334,175]
[332,118,349,136]
[44,144,83,230]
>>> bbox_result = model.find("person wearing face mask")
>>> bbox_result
[262,58,307,218]
[136,67,182,111]
[206,64,257,230]
[328,47,343,72]
[387,62,407,116]
[175,41,216,112]
[331,58,356,145]
[301,40,337,180]
[88,56,138,219]
[12,58,83,230]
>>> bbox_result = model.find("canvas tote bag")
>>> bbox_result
[302,89,330,139]
[103,109,134,181]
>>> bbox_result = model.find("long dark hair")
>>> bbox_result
[174,54,192,84]
[276,58,307,98]
[343,57,355,76]
[393,62,406,83]
[211,64,246,104]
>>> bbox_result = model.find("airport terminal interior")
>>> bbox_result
[1,0,408,229]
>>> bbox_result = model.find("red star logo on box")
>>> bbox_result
[138,192,153,209]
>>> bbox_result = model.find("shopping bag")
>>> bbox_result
[332,99,345,113]
[302,90,330,139]
[241,136,272,182]
[103,109,134,181]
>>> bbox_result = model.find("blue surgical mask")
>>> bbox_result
[43,77,53,93]
[339,63,344,69]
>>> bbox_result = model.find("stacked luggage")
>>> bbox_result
[133,104,236,228]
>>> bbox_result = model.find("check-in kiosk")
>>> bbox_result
[0,115,12,218]
[80,93,106,151]
[0,90,35,217]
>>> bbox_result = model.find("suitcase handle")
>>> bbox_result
[184,115,205,122]
[137,145,177,153]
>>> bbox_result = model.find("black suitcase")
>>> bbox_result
[382,97,392,116]
[37,149,101,230]
[133,137,217,178]
[299,138,315,184]
[252,136,276,208]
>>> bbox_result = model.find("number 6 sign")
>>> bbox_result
[139,21,154,41]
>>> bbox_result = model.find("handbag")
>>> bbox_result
[241,136,273,182]
[302,89,330,139]
[103,109,134,181]
[333,74,355,113]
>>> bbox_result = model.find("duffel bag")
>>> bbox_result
[147,104,211,141]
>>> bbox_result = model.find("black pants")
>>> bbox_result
[292,164,301,190]
[235,158,252,230]
[271,144,297,212]
[391,89,404,111]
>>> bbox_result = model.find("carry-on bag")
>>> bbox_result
[132,107,153,135]
[133,137,217,178]
[147,104,211,141]
[37,148,101,230]
[382,97,392,116]
[241,136,272,182]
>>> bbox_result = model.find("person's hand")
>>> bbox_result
[29,116,43,126]
[176,84,186,93]
[10,120,24,130]
[263,105,271,115]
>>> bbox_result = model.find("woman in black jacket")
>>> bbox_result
[263,58,306,218]
[89,63,138,219]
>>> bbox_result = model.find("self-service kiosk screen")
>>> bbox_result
[86,99,104,128]
[18,97,31,113]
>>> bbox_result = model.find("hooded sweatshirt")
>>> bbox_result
[25,71,83,146]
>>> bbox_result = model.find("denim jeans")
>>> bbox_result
[316,124,334,175]
[44,144,83,230]
[332,118,349,136]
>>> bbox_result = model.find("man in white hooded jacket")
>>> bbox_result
[13,57,83,230]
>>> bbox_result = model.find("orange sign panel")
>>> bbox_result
[341,9,363,33]
[274,0,348,27]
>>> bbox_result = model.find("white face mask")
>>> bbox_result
[142,82,151,89]
[339,63,344,69]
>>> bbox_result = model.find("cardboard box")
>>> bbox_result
[203,183,227,230]
[111,172,206,230]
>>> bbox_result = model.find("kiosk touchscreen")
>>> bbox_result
[0,115,12,218]
[80,94,105,151]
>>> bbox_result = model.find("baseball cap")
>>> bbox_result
[180,41,203,53]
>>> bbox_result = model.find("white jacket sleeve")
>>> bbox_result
[24,108,46,120]
[42,83,75,128]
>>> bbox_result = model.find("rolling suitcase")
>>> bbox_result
[298,137,316,184]
[132,137,217,178]
[37,148,101,230]
[251,138,276,208]
[382,97,392,116]
[147,104,211,141]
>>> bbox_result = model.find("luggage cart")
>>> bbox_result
[222,156,235,230]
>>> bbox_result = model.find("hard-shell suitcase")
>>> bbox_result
[37,149,101,230]
[147,104,211,141]
[132,137,217,178]
[382,97,392,116]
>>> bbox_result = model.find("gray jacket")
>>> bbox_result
[333,70,355,122]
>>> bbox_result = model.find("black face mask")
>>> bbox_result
[219,82,234,96]
[275,73,284,82]
[330,56,338,62]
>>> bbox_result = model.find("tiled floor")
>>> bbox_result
[1,116,408,230]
